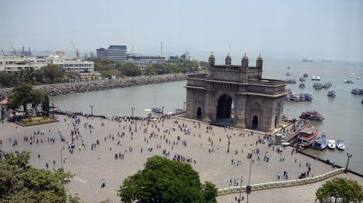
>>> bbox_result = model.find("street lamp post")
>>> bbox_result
[131,107,135,117]
[226,135,232,153]
[89,104,94,115]
[246,155,253,203]
[345,153,352,173]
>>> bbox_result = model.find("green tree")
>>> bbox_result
[8,84,48,117]
[118,63,141,77]
[316,177,363,203]
[118,156,217,203]
[0,152,78,203]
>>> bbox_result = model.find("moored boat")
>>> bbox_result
[327,139,336,150]
[299,83,305,88]
[336,140,345,150]
[303,73,308,78]
[327,90,336,97]
[312,135,328,150]
[300,111,324,121]
[298,127,319,147]
[151,107,163,114]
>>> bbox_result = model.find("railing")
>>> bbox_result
[217,168,345,196]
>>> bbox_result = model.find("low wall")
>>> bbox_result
[217,168,345,196]
[0,73,187,99]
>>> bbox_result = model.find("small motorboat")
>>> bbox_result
[303,73,308,78]
[336,140,345,150]
[312,135,328,150]
[299,83,305,88]
[327,140,336,150]
[327,90,336,97]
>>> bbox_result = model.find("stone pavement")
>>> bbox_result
[0,115,347,203]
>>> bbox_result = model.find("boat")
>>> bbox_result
[299,77,305,82]
[327,139,336,150]
[302,58,313,62]
[322,81,332,89]
[312,135,328,150]
[336,140,346,150]
[286,72,291,76]
[311,76,321,81]
[344,79,354,84]
[304,94,313,101]
[151,107,163,114]
[361,99,363,104]
[327,90,336,97]
[313,83,323,90]
[303,73,308,78]
[357,76,361,80]
[351,88,363,95]
[287,66,291,69]
[300,111,324,121]
[285,79,296,84]
[298,127,319,147]
[299,83,305,89]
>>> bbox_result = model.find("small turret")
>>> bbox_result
[256,53,263,69]
[208,52,215,68]
[256,53,263,79]
[225,53,231,65]
[241,52,249,68]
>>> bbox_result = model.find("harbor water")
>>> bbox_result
[50,58,363,174]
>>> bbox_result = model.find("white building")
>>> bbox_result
[47,53,94,73]
[96,45,127,62]
[0,56,47,72]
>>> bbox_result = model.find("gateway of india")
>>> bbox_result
[185,53,287,132]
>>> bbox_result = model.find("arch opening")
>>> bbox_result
[216,94,233,120]
[196,107,202,120]
[252,116,259,130]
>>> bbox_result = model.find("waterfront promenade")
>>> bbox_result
[0,114,360,202]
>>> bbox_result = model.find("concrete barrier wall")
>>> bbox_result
[217,168,345,196]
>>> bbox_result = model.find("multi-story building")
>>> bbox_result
[47,53,94,73]
[96,45,127,62]
[0,56,47,72]
[96,48,108,59]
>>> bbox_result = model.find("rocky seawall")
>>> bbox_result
[0,73,187,99]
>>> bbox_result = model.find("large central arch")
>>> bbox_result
[216,94,233,120]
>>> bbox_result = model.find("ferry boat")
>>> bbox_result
[300,111,324,121]
[299,83,305,89]
[327,90,336,97]
[298,127,319,147]
[327,139,336,150]
[312,135,328,150]
[336,140,346,150]
[351,88,363,95]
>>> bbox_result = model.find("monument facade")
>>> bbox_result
[185,53,286,132]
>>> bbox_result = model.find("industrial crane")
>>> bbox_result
[70,42,80,59]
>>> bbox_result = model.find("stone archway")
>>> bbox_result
[252,116,259,129]
[196,107,202,119]
[216,94,233,120]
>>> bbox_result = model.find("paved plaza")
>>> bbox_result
[0,115,354,202]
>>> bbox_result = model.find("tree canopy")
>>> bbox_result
[8,83,49,115]
[118,155,217,203]
[316,177,363,203]
[0,152,78,203]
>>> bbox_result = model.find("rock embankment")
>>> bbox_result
[0,73,187,99]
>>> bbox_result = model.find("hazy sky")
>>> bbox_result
[1,0,362,61]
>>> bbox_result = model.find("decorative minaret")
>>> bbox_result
[225,53,232,65]
[208,52,215,68]
[241,52,249,68]
[256,53,263,79]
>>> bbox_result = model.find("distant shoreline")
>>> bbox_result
[0,73,187,99]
